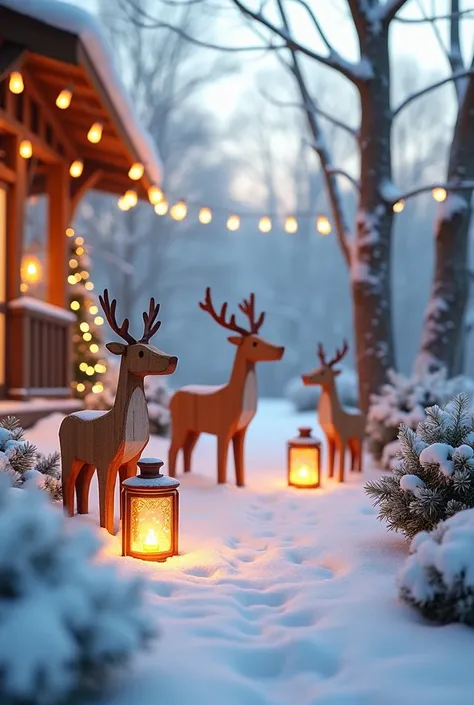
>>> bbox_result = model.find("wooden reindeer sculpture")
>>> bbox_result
[169,287,284,486]
[60,290,178,534]
[301,341,366,482]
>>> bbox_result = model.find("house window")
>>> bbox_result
[21,196,47,300]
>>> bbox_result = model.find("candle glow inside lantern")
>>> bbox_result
[122,458,179,561]
[288,427,321,489]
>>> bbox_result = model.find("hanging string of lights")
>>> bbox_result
[9,70,449,237]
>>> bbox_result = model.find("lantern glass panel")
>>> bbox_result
[130,495,173,554]
[289,446,320,487]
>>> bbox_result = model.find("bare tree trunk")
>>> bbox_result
[352,24,395,412]
[417,70,474,375]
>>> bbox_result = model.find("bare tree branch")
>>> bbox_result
[390,180,474,203]
[449,0,466,102]
[326,168,360,191]
[393,68,474,117]
[394,8,474,22]
[287,0,334,54]
[374,0,412,24]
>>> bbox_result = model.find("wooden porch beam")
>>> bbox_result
[46,163,70,308]
[0,161,16,184]
[0,41,26,82]
[0,111,65,164]
[4,134,26,302]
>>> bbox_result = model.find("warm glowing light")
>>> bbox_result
[83,332,92,341]
[9,72,24,94]
[66,227,75,237]
[124,190,138,208]
[76,383,86,393]
[76,246,84,256]
[92,383,104,394]
[80,322,90,332]
[432,187,447,203]
[70,300,80,311]
[148,186,164,205]
[75,236,84,246]
[85,282,94,291]
[74,273,82,282]
[154,199,168,216]
[79,362,88,372]
[284,216,298,234]
[118,196,130,211]
[86,366,95,376]
[393,199,405,213]
[288,428,321,489]
[94,316,104,326]
[20,255,42,285]
[68,275,76,285]
[87,122,103,144]
[316,215,331,235]
[199,207,212,224]
[258,216,272,233]
[69,258,78,269]
[81,270,89,279]
[89,305,98,315]
[128,162,144,180]
[56,88,72,109]
[19,140,32,159]
[90,343,99,353]
[69,160,83,178]
[170,200,187,221]
[20,283,28,293]
[94,363,104,373]
[227,215,240,231]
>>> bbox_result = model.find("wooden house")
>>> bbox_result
[0,0,162,425]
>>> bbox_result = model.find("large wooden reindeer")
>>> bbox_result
[169,287,284,486]
[60,290,178,534]
[301,341,365,482]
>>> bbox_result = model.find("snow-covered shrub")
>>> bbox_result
[365,393,474,540]
[0,416,61,500]
[86,360,172,436]
[367,368,474,468]
[285,367,358,412]
[0,477,155,705]
[398,508,474,626]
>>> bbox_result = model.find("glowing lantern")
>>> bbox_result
[20,254,42,285]
[124,190,138,208]
[199,207,212,224]
[393,200,405,213]
[87,122,103,144]
[69,160,84,178]
[170,200,187,221]
[154,199,168,216]
[122,458,180,562]
[128,162,144,180]
[148,185,164,205]
[258,216,272,233]
[287,427,321,489]
[226,215,240,231]
[9,72,24,94]
[432,187,447,203]
[284,216,298,234]
[316,215,331,235]
[56,88,72,109]
[19,140,32,159]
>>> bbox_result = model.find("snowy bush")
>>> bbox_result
[398,508,474,626]
[86,360,172,436]
[367,368,474,468]
[285,367,358,412]
[0,416,61,500]
[365,394,474,540]
[0,477,155,705]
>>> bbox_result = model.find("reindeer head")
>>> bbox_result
[99,290,178,377]
[199,287,284,362]
[302,340,348,388]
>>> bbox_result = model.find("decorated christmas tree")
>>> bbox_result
[66,228,106,398]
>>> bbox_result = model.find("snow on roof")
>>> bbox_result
[0,0,163,186]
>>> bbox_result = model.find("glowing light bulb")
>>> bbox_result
[69,258,78,269]
[170,200,187,221]
[316,215,331,235]
[74,273,82,282]
[154,199,168,216]
[70,300,80,311]
[226,215,240,231]
[69,160,83,178]
[92,383,104,394]
[19,140,32,159]
[85,282,94,291]
[258,216,272,233]
[118,196,130,211]
[9,72,24,94]
[128,162,144,180]
[76,246,84,256]
[83,332,92,341]
[79,362,88,372]
[81,270,89,279]
[66,227,75,237]
[89,305,98,315]
[199,207,212,224]
[148,186,164,204]
[124,190,138,208]
[87,122,103,144]
[80,322,90,332]
[284,216,298,234]
[20,283,28,293]
[68,275,76,285]
[432,187,447,203]
[90,343,99,353]
[56,88,72,109]
[393,200,405,213]
[75,237,84,246]
[76,382,86,393]
[94,316,104,326]
[86,366,95,376]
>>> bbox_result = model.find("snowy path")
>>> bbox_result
[29,401,474,705]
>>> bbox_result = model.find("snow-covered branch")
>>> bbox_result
[373,0,412,24]
[326,168,360,192]
[394,8,474,22]
[387,181,474,204]
[288,0,335,55]
[393,68,474,117]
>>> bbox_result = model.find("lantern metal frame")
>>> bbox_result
[121,458,180,562]
[287,427,322,489]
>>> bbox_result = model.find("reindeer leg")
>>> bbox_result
[217,434,231,485]
[62,457,82,517]
[336,438,346,483]
[356,438,363,473]
[183,432,199,473]
[98,464,118,535]
[327,437,336,479]
[76,463,96,515]
[232,429,246,487]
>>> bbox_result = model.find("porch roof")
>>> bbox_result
[0,0,163,198]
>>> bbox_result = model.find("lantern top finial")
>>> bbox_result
[122,457,180,489]
[137,457,165,478]
[298,427,313,438]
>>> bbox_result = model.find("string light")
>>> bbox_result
[92,383,104,394]
[56,88,72,109]
[66,227,75,237]
[128,162,144,180]
[258,216,272,233]
[67,275,76,285]
[86,366,95,376]
[69,258,78,268]
[77,383,86,393]
[69,160,83,178]
[284,216,298,234]
[83,332,92,341]
[124,190,138,208]
[76,246,84,256]
[432,187,447,202]
[317,215,331,235]
[227,215,240,231]
[80,270,89,279]
[9,71,24,94]
[199,207,213,224]
[79,362,88,372]
[70,300,80,311]
[75,236,84,246]
[393,200,405,213]
[148,186,164,204]
[80,322,90,333]
[19,140,32,159]
[94,316,104,326]
[87,122,103,144]
[118,196,130,211]
[89,305,98,315]
[20,283,28,293]
[85,282,94,291]
[154,200,168,216]
[74,273,82,282]
[170,200,187,221]
[90,343,99,353]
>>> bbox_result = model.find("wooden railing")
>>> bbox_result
[7,297,75,400]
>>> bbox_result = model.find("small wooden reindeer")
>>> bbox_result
[60,290,178,534]
[169,287,284,486]
[301,340,365,482]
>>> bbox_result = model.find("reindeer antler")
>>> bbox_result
[99,289,137,345]
[199,287,263,337]
[328,340,349,367]
[138,297,162,343]
[317,343,327,366]
[238,293,265,334]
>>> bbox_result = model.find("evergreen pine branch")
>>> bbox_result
[7,442,37,475]
[36,452,61,478]
[0,416,22,436]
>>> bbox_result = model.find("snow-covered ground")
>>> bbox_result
[28,400,474,705]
